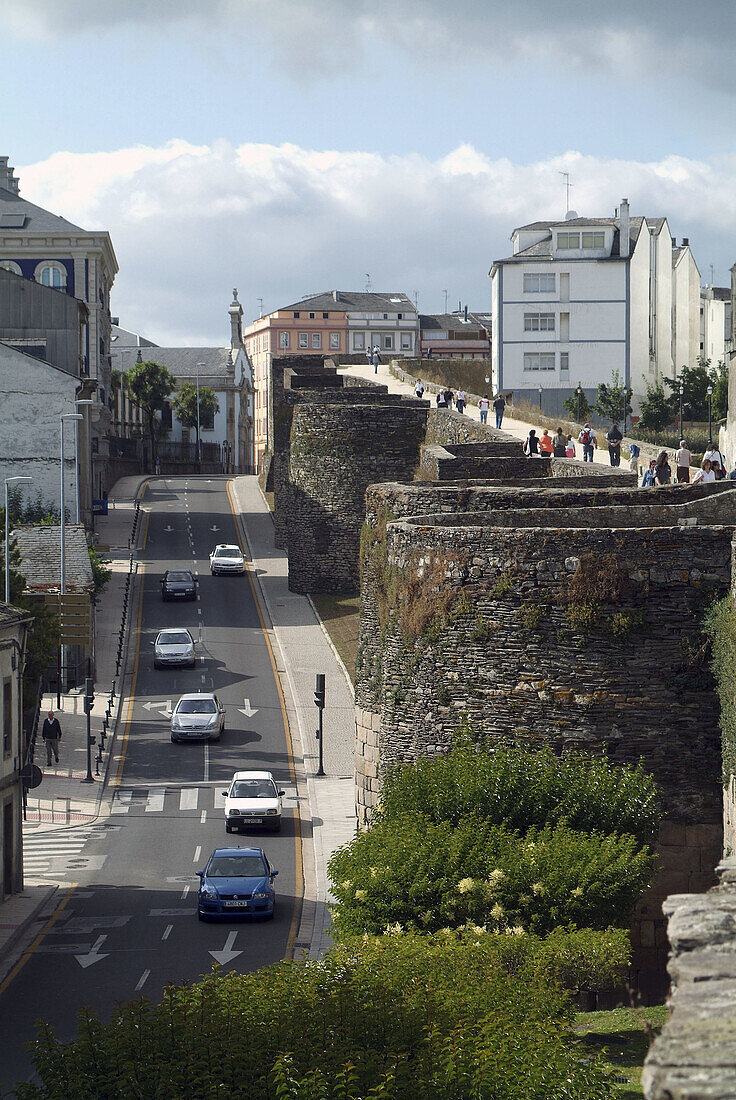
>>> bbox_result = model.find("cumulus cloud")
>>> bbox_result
[2,0,736,88]
[16,140,736,345]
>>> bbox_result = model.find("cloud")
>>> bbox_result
[15,140,736,345]
[3,0,736,88]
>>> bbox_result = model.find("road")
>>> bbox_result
[0,477,300,1092]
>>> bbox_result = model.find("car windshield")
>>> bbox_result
[168,572,193,583]
[231,780,276,799]
[178,698,216,714]
[158,632,191,646]
[207,856,267,878]
[215,547,239,558]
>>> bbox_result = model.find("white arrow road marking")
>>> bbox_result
[142,700,173,717]
[238,698,258,718]
[164,525,174,532]
[210,525,219,532]
[209,930,242,965]
[75,934,110,969]
[135,969,151,992]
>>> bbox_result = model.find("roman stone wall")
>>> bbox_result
[286,400,428,593]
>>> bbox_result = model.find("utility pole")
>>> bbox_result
[313,673,325,776]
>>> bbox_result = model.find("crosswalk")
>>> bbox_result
[110,785,296,815]
[23,824,111,880]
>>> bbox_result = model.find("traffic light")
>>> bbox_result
[84,676,95,715]
[314,673,325,710]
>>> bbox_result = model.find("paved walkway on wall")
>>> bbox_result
[229,476,357,959]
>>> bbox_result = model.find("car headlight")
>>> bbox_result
[172,716,183,728]
[229,808,240,816]
[200,887,216,899]
[266,808,278,816]
[253,891,269,899]
[206,714,218,727]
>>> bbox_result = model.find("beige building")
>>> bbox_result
[0,604,33,901]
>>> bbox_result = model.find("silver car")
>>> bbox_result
[209,544,245,575]
[153,629,196,669]
[170,692,225,743]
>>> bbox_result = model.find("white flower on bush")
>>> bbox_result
[571,886,584,898]
[354,889,368,901]
[457,877,475,894]
[490,903,505,922]
[384,922,404,935]
[531,882,545,896]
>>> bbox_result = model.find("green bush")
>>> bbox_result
[703,595,736,785]
[13,935,614,1100]
[375,739,660,846]
[328,815,656,938]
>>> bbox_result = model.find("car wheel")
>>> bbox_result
[211,734,221,743]
[170,736,179,743]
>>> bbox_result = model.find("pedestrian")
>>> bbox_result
[654,450,672,485]
[692,458,716,485]
[641,459,657,487]
[436,389,446,407]
[675,440,691,483]
[728,465,736,481]
[628,441,640,473]
[539,429,554,458]
[492,393,506,429]
[524,429,539,456]
[479,394,490,425]
[713,459,726,480]
[552,426,567,457]
[414,379,425,399]
[42,709,62,766]
[565,435,576,458]
[155,457,161,476]
[703,442,724,469]
[444,389,454,409]
[426,347,433,360]
[456,389,467,414]
[371,344,381,374]
[605,423,623,467]
[578,423,595,462]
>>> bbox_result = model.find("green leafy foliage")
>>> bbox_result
[125,360,177,464]
[703,595,736,785]
[87,543,112,597]
[172,382,220,445]
[593,370,632,427]
[663,357,726,424]
[374,739,660,846]
[328,814,656,938]
[638,382,673,431]
[13,935,614,1100]
[563,383,593,424]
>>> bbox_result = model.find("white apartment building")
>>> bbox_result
[700,285,731,366]
[490,199,701,413]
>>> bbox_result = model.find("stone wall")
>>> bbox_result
[642,857,736,1098]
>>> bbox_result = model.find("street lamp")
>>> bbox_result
[73,399,94,524]
[538,384,543,411]
[196,361,204,466]
[678,381,684,443]
[60,413,83,693]
[576,385,582,423]
[707,384,714,445]
[622,387,631,434]
[4,476,32,604]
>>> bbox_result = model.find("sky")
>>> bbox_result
[2,0,736,344]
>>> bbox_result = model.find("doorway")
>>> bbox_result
[3,800,13,897]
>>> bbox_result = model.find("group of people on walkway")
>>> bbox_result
[524,428,576,458]
[480,394,506,427]
[641,441,734,486]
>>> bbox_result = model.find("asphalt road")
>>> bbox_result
[0,477,300,1093]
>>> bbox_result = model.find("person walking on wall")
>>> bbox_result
[539,429,554,459]
[628,441,640,474]
[42,709,62,766]
[654,450,672,485]
[492,393,506,429]
[565,435,576,458]
[675,440,691,483]
[692,458,716,484]
[479,394,490,425]
[436,389,446,407]
[641,459,657,487]
[444,389,454,409]
[524,429,539,456]
[578,423,595,462]
[371,345,381,374]
[605,423,623,466]
[456,389,467,414]
[553,426,567,457]
[414,379,425,399]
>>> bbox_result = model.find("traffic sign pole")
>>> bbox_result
[82,675,95,783]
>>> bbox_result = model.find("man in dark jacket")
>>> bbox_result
[42,709,62,765]
[605,423,623,467]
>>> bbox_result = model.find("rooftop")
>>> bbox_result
[112,346,237,379]
[12,524,93,594]
[280,290,417,314]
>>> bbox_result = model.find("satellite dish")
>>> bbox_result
[565,210,579,220]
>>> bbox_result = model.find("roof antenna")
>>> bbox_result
[364,273,371,292]
[558,170,573,216]
[257,297,263,318]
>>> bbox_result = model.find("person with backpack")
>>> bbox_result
[578,424,595,462]
[479,395,490,425]
[605,423,623,467]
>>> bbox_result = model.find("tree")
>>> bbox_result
[711,358,729,421]
[562,383,592,424]
[593,370,632,426]
[172,382,220,452]
[664,358,711,421]
[125,360,177,466]
[638,381,673,431]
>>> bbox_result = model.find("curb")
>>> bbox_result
[0,884,59,986]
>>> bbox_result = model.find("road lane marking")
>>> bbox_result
[75,934,109,969]
[193,845,202,862]
[181,885,191,900]
[145,789,165,813]
[152,908,194,916]
[203,742,210,783]
[179,789,198,811]
[200,810,207,824]
[111,791,132,814]
[209,930,241,965]
[162,924,173,940]
[135,969,151,991]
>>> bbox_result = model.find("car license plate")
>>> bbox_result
[247,817,263,824]
[224,900,249,908]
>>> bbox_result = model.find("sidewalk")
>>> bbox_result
[229,476,356,959]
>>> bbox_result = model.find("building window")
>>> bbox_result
[382,313,388,319]
[353,332,365,350]
[201,404,215,431]
[298,332,309,348]
[279,332,290,349]
[401,333,412,349]
[161,403,173,431]
[560,352,569,373]
[3,678,10,755]
[383,335,393,350]
[311,332,322,349]
[35,261,67,289]
[292,311,300,318]
[523,273,555,293]
[524,313,555,332]
[308,312,315,319]
[557,232,580,249]
[398,313,403,319]
[523,353,555,372]
[322,312,328,319]
[329,332,340,350]
[0,260,21,276]
[581,231,605,248]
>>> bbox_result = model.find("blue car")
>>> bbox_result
[196,846,278,921]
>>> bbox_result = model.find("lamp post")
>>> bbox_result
[678,382,684,443]
[4,476,32,604]
[538,384,543,411]
[576,385,582,423]
[73,399,94,524]
[707,384,714,445]
[60,413,83,693]
[622,387,631,435]
[196,361,204,466]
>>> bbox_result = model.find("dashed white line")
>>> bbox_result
[135,969,151,991]
[203,742,210,783]
[193,846,201,863]
[181,884,191,899]
[162,924,173,941]
[200,810,207,824]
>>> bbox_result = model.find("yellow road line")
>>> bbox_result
[0,885,77,996]
[226,479,303,960]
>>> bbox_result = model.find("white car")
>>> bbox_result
[222,770,284,833]
[153,628,196,669]
[209,544,245,575]
[170,693,225,743]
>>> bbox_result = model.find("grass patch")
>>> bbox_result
[310,592,360,680]
[263,490,275,512]
[575,1004,668,1097]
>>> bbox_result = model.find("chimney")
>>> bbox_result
[332,290,338,302]
[0,157,19,194]
[682,238,689,247]
[619,198,630,259]
[229,287,244,349]
[464,304,468,322]
[672,237,677,247]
